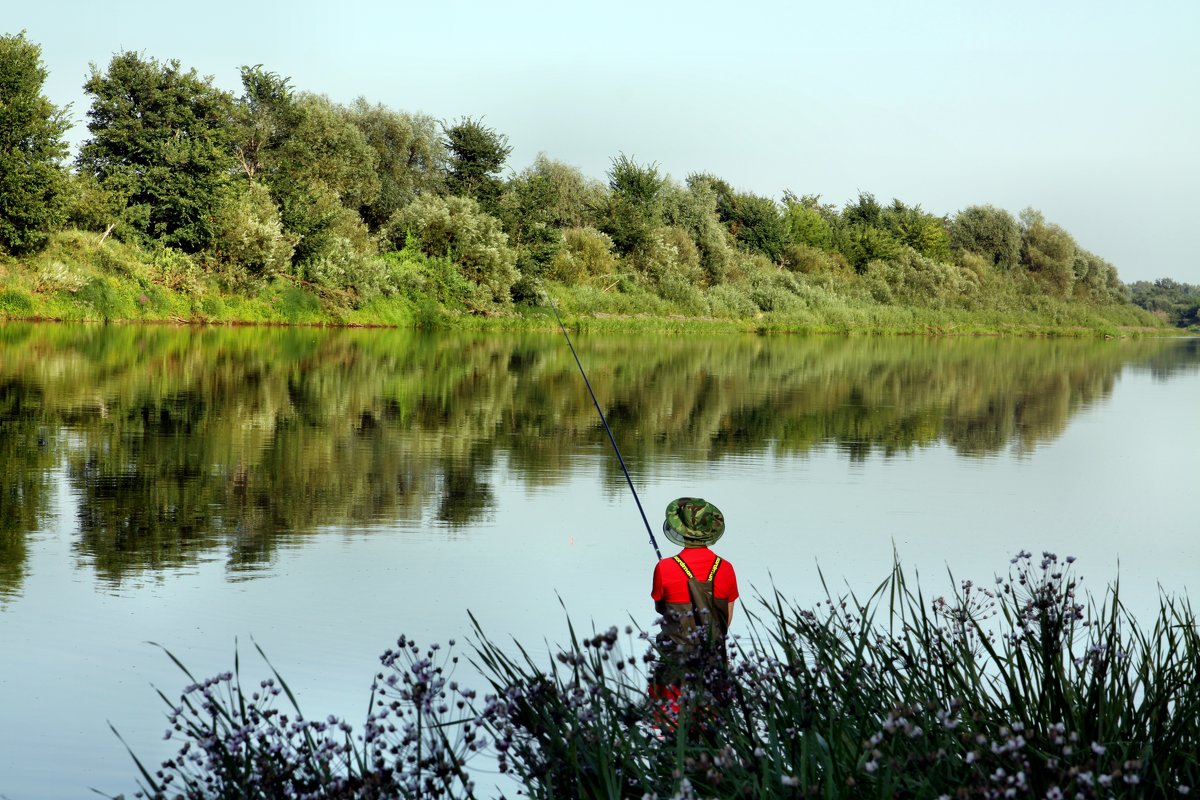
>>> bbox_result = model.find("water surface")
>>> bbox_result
[0,324,1197,798]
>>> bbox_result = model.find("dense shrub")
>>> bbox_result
[864,248,978,307]
[210,182,297,281]
[386,195,518,306]
[548,227,619,285]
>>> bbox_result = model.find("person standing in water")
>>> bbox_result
[649,497,739,727]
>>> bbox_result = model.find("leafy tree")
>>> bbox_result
[1019,208,1076,296]
[1129,278,1200,327]
[832,192,904,271]
[729,193,790,262]
[833,222,902,273]
[549,227,619,283]
[347,99,446,230]
[841,192,885,228]
[443,116,511,210]
[782,193,835,250]
[0,32,70,254]
[233,67,378,267]
[496,154,601,286]
[77,51,237,252]
[1071,248,1123,304]
[880,199,951,263]
[209,181,297,281]
[950,205,1021,270]
[599,154,666,255]
[686,174,789,262]
[662,180,734,284]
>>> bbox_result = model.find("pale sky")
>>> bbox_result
[11,0,1199,284]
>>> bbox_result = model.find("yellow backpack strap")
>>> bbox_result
[706,556,722,582]
[672,555,695,579]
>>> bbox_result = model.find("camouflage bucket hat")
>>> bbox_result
[662,497,725,547]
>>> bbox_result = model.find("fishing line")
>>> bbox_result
[548,300,663,561]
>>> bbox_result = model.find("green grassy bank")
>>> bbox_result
[1,230,1167,337]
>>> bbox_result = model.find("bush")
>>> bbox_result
[211,182,297,280]
[781,242,851,276]
[637,226,704,288]
[381,247,474,310]
[864,248,977,307]
[746,269,805,313]
[548,227,618,285]
[704,284,759,318]
[386,195,518,306]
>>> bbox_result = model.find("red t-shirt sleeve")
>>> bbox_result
[650,560,666,601]
[716,560,739,602]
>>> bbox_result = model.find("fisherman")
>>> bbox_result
[648,497,739,731]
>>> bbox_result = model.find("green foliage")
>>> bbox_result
[347,99,446,230]
[835,222,903,272]
[881,198,952,262]
[62,171,125,234]
[730,192,791,262]
[548,227,619,284]
[0,289,34,315]
[1071,248,1125,304]
[782,242,852,276]
[690,174,791,262]
[387,195,518,305]
[76,276,136,320]
[864,248,978,307]
[381,247,474,311]
[234,67,379,268]
[77,51,237,252]
[277,284,322,321]
[662,180,734,284]
[841,191,885,228]
[1020,208,1077,296]
[1129,278,1200,329]
[443,116,511,210]
[782,193,835,250]
[600,154,667,255]
[704,283,760,318]
[638,225,705,293]
[0,32,70,254]
[210,182,297,282]
[951,204,1021,269]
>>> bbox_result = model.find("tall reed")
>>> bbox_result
[113,553,1198,798]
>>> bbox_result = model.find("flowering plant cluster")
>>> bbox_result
[114,554,1198,799]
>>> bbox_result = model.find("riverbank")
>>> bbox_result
[0,230,1169,337]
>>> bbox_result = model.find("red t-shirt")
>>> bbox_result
[650,547,739,605]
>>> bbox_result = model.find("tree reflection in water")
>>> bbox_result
[0,322,1195,592]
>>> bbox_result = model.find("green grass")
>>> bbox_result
[1,230,1174,337]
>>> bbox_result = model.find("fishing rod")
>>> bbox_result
[548,300,663,561]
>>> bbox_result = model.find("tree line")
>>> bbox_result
[1128,279,1200,329]
[0,32,1169,320]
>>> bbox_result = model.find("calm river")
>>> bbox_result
[0,324,1197,798]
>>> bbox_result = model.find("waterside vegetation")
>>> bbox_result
[111,553,1199,798]
[0,32,1180,335]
